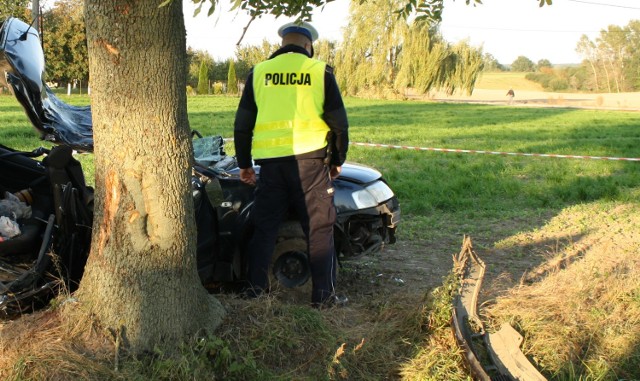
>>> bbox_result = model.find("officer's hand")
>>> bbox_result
[330,165,342,180]
[240,167,256,186]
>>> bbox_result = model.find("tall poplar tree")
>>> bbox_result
[197,59,209,94]
[227,59,238,94]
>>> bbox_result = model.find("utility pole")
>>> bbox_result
[32,0,40,31]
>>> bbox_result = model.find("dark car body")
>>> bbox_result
[0,17,400,316]
[0,143,92,318]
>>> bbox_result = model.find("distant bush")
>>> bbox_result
[548,78,569,91]
[212,82,224,95]
[525,66,593,92]
[526,72,570,92]
[525,72,553,89]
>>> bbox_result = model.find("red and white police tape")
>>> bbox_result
[349,142,640,162]
[222,138,640,162]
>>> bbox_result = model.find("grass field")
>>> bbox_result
[1,93,639,380]
[6,92,637,228]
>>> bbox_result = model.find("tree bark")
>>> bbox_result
[77,0,224,352]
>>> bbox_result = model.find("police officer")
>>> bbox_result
[234,21,349,307]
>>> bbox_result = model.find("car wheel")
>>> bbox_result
[270,237,312,304]
[272,238,309,288]
[269,222,341,304]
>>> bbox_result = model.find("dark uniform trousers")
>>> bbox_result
[247,158,337,304]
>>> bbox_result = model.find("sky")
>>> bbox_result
[184,0,640,65]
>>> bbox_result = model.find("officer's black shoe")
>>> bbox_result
[312,294,349,309]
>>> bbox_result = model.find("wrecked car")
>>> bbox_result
[0,17,400,316]
[0,143,92,318]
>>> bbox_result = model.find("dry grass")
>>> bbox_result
[0,301,117,381]
[213,290,437,380]
[475,72,544,92]
[0,285,441,380]
[2,202,639,379]
[397,272,470,381]
[485,202,640,379]
[430,72,640,109]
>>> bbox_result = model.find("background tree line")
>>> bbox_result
[26,1,640,96]
[484,20,640,93]
[34,0,485,98]
[575,20,640,93]
[0,0,30,22]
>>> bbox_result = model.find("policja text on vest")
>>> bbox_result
[264,72,312,86]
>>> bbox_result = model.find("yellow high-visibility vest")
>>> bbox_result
[252,53,330,160]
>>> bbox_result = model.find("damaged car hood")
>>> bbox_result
[1,17,93,151]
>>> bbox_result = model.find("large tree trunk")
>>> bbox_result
[77,0,224,351]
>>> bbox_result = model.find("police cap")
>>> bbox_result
[277,21,319,42]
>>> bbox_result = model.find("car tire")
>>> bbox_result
[270,237,312,304]
[269,222,341,305]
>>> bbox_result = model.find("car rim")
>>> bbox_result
[272,250,310,288]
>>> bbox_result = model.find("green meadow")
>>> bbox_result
[2,93,639,247]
